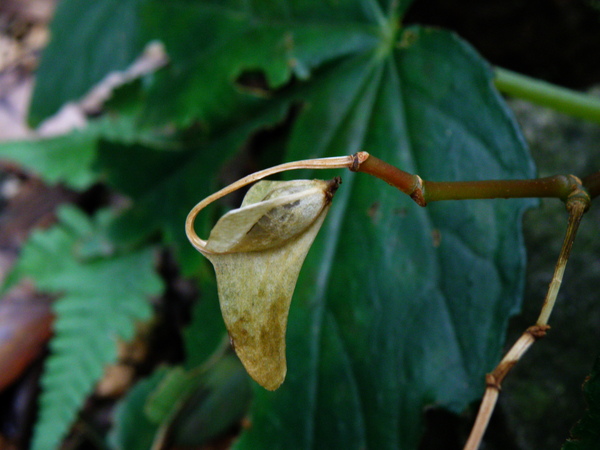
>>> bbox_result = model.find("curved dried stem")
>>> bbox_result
[464,328,541,450]
[536,196,588,326]
[185,153,367,255]
[464,192,589,450]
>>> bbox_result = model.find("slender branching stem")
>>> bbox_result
[464,387,499,450]
[353,153,593,449]
[463,193,589,450]
[536,197,588,326]
[463,329,541,450]
[186,151,595,450]
[494,67,600,124]
[352,153,586,205]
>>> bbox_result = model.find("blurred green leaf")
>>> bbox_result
[170,353,251,446]
[0,111,177,191]
[182,277,227,369]
[100,101,291,276]
[563,356,600,450]
[145,366,202,424]
[6,206,163,450]
[0,131,97,190]
[138,0,392,128]
[111,355,250,450]
[29,0,147,126]
[28,0,414,132]
[110,367,168,450]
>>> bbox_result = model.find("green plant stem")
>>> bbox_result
[494,67,600,124]
[354,153,586,205]
[422,177,575,203]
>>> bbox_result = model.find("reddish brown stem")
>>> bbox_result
[351,153,425,205]
[353,154,587,205]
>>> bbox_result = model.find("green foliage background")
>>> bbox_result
[0,0,545,448]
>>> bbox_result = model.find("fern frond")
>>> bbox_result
[6,206,163,450]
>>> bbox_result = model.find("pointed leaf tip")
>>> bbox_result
[196,178,340,390]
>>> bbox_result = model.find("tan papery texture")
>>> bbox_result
[201,178,339,390]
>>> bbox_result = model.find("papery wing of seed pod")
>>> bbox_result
[201,178,340,390]
[205,180,336,253]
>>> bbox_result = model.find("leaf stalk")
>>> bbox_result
[352,153,589,205]
[494,67,600,124]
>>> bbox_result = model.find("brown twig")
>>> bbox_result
[349,151,425,205]
[352,153,585,205]
[463,193,589,450]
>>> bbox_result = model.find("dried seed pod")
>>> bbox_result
[188,177,340,390]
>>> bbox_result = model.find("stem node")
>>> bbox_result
[409,175,427,206]
[485,374,501,391]
[526,324,551,339]
[350,151,370,171]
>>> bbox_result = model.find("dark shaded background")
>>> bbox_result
[407,1,600,448]
[0,0,599,449]
[406,0,600,89]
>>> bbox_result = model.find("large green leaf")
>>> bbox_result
[110,368,167,450]
[12,1,537,448]
[233,26,536,450]
[31,0,415,130]
[5,206,163,450]
[138,0,399,128]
